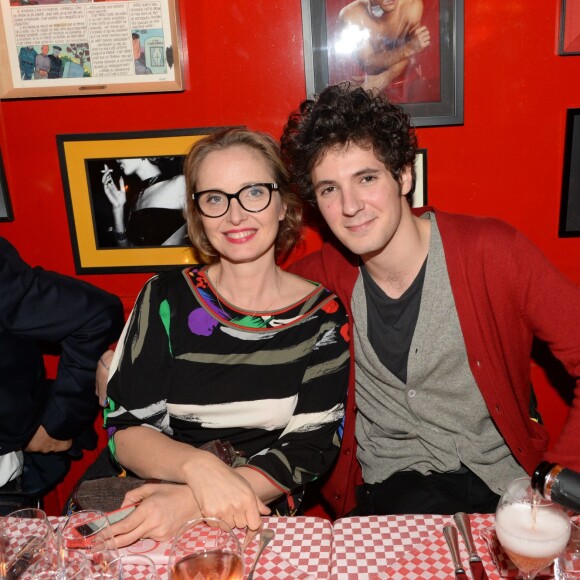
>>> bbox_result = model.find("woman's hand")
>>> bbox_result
[102,164,127,209]
[185,453,270,532]
[96,349,114,407]
[110,483,201,548]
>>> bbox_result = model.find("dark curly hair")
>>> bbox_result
[280,82,418,205]
[183,128,303,264]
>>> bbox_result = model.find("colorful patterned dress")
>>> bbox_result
[105,265,350,513]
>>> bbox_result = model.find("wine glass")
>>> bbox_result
[109,554,161,580]
[1,508,55,578]
[1,515,9,579]
[555,513,580,579]
[59,510,121,579]
[168,517,244,580]
[28,549,91,579]
[495,476,571,579]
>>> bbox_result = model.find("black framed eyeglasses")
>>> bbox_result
[193,183,278,218]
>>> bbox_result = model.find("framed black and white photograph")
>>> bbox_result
[412,148,427,207]
[0,150,14,222]
[559,108,580,237]
[301,0,464,127]
[57,127,228,274]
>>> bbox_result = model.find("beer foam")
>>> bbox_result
[495,502,571,558]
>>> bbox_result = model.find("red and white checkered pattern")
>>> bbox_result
[41,512,560,578]
[1,516,52,570]
[331,514,502,579]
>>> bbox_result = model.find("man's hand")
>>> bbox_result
[405,25,430,57]
[25,425,72,453]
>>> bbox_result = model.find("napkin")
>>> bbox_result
[372,532,464,580]
[480,526,553,578]
[242,544,315,579]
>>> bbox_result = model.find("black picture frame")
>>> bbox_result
[558,0,580,56]
[301,0,464,127]
[559,109,580,237]
[412,149,428,207]
[56,127,229,274]
[0,150,14,222]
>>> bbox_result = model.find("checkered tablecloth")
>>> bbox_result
[14,513,551,578]
[331,513,502,579]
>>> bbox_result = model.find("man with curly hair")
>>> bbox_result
[280,83,580,517]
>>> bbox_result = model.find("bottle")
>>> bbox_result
[531,461,580,513]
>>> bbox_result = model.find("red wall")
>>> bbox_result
[1,2,578,514]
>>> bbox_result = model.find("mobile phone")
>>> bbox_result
[65,504,139,548]
[105,503,138,525]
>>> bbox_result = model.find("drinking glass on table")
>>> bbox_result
[109,554,161,580]
[168,517,244,580]
[555,514,580,579]
[495,476,571,579]
[1,508,55,578]
[59,510,121,579]
[28,548,91,579]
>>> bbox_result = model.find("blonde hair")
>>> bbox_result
[183,128,303,263]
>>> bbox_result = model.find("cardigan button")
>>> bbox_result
[333,493,342,500]
[343,448,351,456]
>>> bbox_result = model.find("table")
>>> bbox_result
[331,513,501,579]
[36,513,514,578]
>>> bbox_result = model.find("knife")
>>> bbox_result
[443,525,469,579]
[5,535,44,579]
[454,512,489,580]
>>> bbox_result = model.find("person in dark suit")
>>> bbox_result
[0,237,124,514]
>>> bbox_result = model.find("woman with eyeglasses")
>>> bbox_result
[101,128,350,546]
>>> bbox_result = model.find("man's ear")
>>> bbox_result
[400,165,414,195]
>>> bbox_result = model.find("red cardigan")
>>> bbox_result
[289,208,580,517]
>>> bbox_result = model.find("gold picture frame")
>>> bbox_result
[0,0,183,99]
[57,128,228,274]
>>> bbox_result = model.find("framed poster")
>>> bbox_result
[57,127,228,274]
[0,149,14,222]
[559,0,580,55]
[0,0,183,99]
[301,0,464,127]
[559,109,580,237]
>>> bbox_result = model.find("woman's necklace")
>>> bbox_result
[209,265,282,318]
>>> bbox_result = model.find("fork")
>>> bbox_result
[247,528,275,580]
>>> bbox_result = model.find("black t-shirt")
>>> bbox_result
[361,258,427,383]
